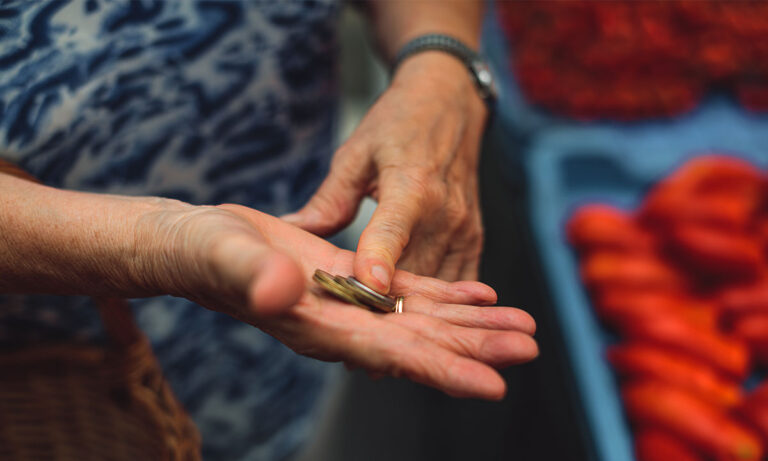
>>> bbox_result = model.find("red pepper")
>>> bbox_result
[641,187,757,232]
[623,381,762,460]
[621,315,750,379]
[580,252,686,293]
[567,204,654,254]
[731,314,768,366]
[666,224,762,282]
[640,156,763,232]
[737,82,768,112]
[595,290,716,330]
[634,428,703,461]
[718,282,768,323]
[608,343,742,408]
[737,385,768,449]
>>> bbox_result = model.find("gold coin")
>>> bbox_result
[347,277,395,309]
[333,276,383,309]
[312,269,397,312]
[336,276,394,312]
[313,270,364,307]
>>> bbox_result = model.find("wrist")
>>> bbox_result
[0,172,195,298]
[128,197,198,298]
[391,52,488,123]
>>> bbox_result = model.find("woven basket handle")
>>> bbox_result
[0,159,141,349]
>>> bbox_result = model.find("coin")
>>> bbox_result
[394,296,404,314]
[313,269,396,313]
[313,270,364,307]
[347,277,395,310]
[335,276,392,312]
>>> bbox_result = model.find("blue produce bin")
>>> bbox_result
[524,107,768,461]
[483,8,768,461]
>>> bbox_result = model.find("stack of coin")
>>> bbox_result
[313,269,402,313]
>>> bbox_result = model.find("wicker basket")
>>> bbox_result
[0,162,201,461]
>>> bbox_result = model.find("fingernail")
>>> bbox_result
[371,264,390,289]
[280,213,302,224]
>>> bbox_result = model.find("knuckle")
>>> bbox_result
[315,187,347,213]
[466,234,484,259]
[333,142,363,164]
[372,218,411,249]
[401,169,447,208]
[452,224,484,258]
[444,201,469,225]
[442,192,472,228]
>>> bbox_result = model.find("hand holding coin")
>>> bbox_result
[200,205,538,400]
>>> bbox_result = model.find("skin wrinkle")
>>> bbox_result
[289,51,487,288]
[398,230,449,276]
[1,175,536,398]
[387,313,484,362]
[441,353,496,398]
[438,305,527,332]
[0,0,542,403]
[292,299,484,398]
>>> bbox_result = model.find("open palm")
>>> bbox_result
[156,203,538,400]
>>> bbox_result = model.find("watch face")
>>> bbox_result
[477,66,493,86]
[471,60,497,100]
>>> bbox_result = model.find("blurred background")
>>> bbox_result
[294,3,768,461]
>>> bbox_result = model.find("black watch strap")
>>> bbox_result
[392,34,497,109]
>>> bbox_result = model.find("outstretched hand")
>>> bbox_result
[142,202,537,400]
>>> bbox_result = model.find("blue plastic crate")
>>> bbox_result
[522,100,768,461]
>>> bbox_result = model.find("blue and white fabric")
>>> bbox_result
[0,1,340,459]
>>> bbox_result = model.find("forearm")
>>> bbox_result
[365,0,484,63]
[363,0,487,124]
[0,173,187,297]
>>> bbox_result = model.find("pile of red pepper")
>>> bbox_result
[568,155,768,460]
[497,2,768,120]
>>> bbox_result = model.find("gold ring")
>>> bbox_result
[394,296,405,314]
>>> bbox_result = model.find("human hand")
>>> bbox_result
[283,53,488,293]
[141,203,537,400]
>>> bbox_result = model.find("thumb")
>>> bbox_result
[282,149,369,236]
[248,250,305,316]
[354,171,423,293]
[212,234,305,317]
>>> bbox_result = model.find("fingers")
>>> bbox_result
[435,248,465,281]
[436,209,483,281]
[384,313,539,368]
[347,314,508,399]
[390,271,497,305]
[354,168,433,293]
[281,146,370,236]
[399,295,536,334]
[434,244,481,282]
[281,301,507,399]
[458,255,480,282]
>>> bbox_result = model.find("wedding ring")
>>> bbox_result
[394,296,405,314]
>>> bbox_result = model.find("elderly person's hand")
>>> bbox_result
[1,171,535,399]
[283,52,487,293]
[146,203,537,400]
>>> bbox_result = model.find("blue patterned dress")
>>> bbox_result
[0,1,339,460]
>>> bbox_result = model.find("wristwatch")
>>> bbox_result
[392,34,497,109]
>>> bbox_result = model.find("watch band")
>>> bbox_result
[392,34,497,109]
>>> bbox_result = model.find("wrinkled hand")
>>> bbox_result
[140,203,537,400]
[283,53,488,293]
